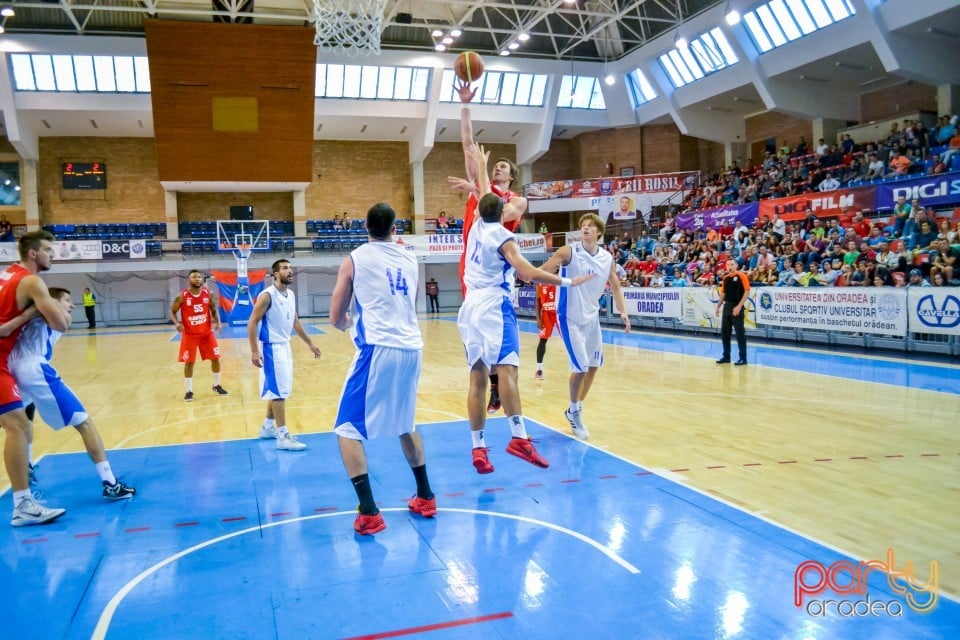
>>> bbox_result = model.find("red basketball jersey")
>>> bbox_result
[180,287,213,335]
[537,283,557,312]
[0,264,31,356]
[459,184,521,295]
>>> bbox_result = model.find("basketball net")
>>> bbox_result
[313,0,387,55]
[234,244,252,279]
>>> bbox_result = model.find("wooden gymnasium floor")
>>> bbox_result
[2,315,958,638]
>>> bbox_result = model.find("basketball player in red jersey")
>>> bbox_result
[0,230,70,526]
[169,269,228,401]
[449,79,528,414]
[534,283,557,380]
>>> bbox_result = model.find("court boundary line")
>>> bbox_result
[91,506,639,639]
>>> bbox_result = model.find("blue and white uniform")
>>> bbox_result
[256,285,297,400]
[558,241,612,372]
[9,317,87,429]
[456,218,520,368]
[334,241,422,440]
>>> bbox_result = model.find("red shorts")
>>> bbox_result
[179,331,221,363]
[0,364,24,414]
[539,310,557,339]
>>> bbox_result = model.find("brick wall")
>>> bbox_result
[745,111,813,155]
[38,137,165,225]
[177,192,294,221]
[860,81,938,123]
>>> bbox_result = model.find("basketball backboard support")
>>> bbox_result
[217,220,269,279]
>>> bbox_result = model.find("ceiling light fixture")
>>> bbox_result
[725,10,740,25]
[675,30,688,49]
[442,36,453,45]
[508,42,519,50]
[449,28,462,37]
[434,43,446,52]
[431,29,443,38]
[604,73,615,86]
[500,50,511,56]
[518,32,530,42]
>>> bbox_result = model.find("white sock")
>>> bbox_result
[536,363,543,372]
[185,378,193,392]
[27,444,33,466]
[263,418,275,429]
[471,429,486,449]
[569,401,581,414]
[276,425,289,437]
[96,461,116,485]
[13,489,31,507]
[213,372,221,386]
[508,415,528,439]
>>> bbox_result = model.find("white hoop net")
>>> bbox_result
[313,0,387,56]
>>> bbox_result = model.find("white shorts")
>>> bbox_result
[334,345,421,440]
[558,314,604,373]
[10,360,88,430]
[456,293,520,369]
[259,342,293,400]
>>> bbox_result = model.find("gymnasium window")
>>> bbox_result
[315,64,430,100]
[9,54,150,93]
[743,0,856,54]
[437,70,548,107]
[658,28,739,89]
[626,69,658,109]
[557,76,606,110]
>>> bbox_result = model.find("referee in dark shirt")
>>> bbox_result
[715,262,750,365]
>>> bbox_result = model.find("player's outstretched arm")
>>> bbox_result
[329,256,355,332]
[246,292,271,368]
[539,245,572,275]
[501,241,594,287]
[459,80,479,184]
[503,195,527,224]
[0,304,39,337]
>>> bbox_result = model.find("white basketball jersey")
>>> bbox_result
[257,285,296,344]
[8,317,59,364]
[463,219,515,297]
[349,242,423,350]
[559,241,612,323]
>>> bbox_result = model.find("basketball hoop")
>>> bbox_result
[313,0,387,56]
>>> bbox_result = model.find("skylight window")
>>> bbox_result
[556,76,606,109]
[658,28,738,89]
[626,69,658,108]
[315,64,430,100]
[438,69,548,107]
[9,54,150,93]
[744,0,856,53]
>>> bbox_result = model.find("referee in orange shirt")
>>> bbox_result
[715,261,750,366]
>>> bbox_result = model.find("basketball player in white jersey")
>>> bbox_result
[541,213,631,440]
[459,146,594,474]
[247,259,322,451]
[2,287,136,500]
[329,202,435,535]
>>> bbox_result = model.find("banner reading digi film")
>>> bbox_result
[907,288,960,335]
[525,172,699,200]
[755,288,906,336]
[675,202,759,230]
[758,186,876,222]
[875,174,960,210]
[397,234,546,256]
[623,289,683,318]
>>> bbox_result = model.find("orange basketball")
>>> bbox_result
[454,51,485,83]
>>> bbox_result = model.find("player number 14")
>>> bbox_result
[385,267,409,296]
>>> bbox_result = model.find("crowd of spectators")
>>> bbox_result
[605,202,959,289]
[680,116,959,208]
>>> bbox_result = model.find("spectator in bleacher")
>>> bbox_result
[911,220,939,255]
[864,153,885,180]
[865,226,887,247]
[841,134,855,155]
[779,261,805,287]
[0,215,11,241]
[850,212,872,240]
[885,150,912,178]
[892,196,911,237]
[670,267,687,287]
[333,215,343,231]
[842,240,861,267]
[939,131,960,168]
[908,268,930,287]
[931,239,957,283]
[771,214,786,241]
[931,272,948,287]
[836,263,854,286]
[818,172,840,192]
[875,241,902,272]
[437,211,449,232]
[794,137,809,157]
[938,219,957,244]
[819,259,842,286]
[634,228,655,257]
[936,115,955,144]
[802,262,824,286]
[342,212,352,229]
[815,138,829,156]
[800,234,826,266]
[820,145,843,169]
[930,155,947,175]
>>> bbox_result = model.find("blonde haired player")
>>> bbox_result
[540,213,631,440]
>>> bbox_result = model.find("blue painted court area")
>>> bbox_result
[2,420,956,639]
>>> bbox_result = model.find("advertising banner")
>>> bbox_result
[679,286,758,329]
[754,287,907,336]
[52,240,102,261]
[525,172,699,200]
[875,174,960,210]
[516,286,536,311]
[622,288,683,318]
[675,202,759,230]
[397,234,546,256]
[0,242,16,263]
[100,239,146,260]
[758,186,876,222]
[906,287,960,335]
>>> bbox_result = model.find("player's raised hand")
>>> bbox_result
[456,79,477,104]
[447,176,476,195]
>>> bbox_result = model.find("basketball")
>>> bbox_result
[454,51,484,83]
